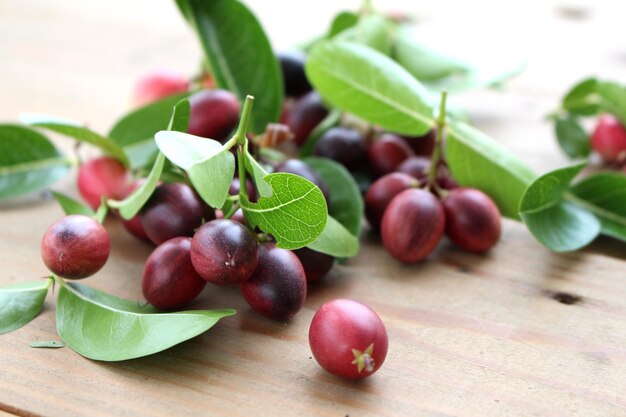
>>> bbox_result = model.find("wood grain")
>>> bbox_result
[1,1,626,416]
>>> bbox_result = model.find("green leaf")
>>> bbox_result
[0,124,72,200]
[243,145,272,198]
[94,200,109,224]
[301,157,363,236]
[51,191,95,217]
[299,109,342,158]
[307,216,359,257]
[108,152,165,220]
[393,28,471,82]
[336,14,395,55]
[181,0,282,133]
[519,162,599,252]
[306,41,434,136]
[446,120,536,219]
[0,279,51,334]
[29,341,65,349]
[596,81,626,124]
[426,61,525,93]
[521,202,600,252]
[20,114,130,166]
[519,162,587,214]
[109,93,189,168]
[554,115,590,159]
[155,131,235,208]
[167,98,191,132]
[562,78,600,116]
[55,281,236,361]
[328,11,359,37]
[241,173,327,250]
[569,172,626,242]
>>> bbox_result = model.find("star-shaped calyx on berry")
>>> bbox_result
[351,343,375,373]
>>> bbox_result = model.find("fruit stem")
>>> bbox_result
[426,90,448,189]
[237,145,249,200]
[225,95,254,149]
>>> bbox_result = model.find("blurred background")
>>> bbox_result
[0,0,624,173]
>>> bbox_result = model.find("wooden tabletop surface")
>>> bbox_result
[1,1,625,416]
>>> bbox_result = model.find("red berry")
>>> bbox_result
[142,237,206,310]
[77,156,131,210]
[140,183,206,245]
[133,70,189,107]
[443,188,501,253]
[396,156,431,181]
[365,173,418,230]
[240,243,307,321]
[590,115,626,163]
[368,133,415,176]
[309,299,388,380]
[190,219,259,286]
[293,247,335,283]
[41,215,110,279]
[381,189,445,263]
[188,89,241,142]
[286,92,329,145]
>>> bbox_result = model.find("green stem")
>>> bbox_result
[224,95,254,149]
[427,90,448,189]
[237,145,248,201]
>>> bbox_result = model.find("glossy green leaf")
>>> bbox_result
[596,81,626,124]
[0,124,72,200]
[446,120,536,219]
[394,28,470,82]
[244,145,272,198]
[155,131,234,208]
[336,14,395,55]
[241,173,327,250]
[0,279,51,334]
[519,162,587,214]
[108,93,189,168]
[306,41,434,136]
[108,152,165,220]
[299,109,342,157]
[569,172,626,242]
[328,11,359,37]
[20,114,130,166]
[302,156,363,236]
[519,162,598,252]
[521,202,600,252]
[307,216,359,257]
[52,191,95,217]
[55,281,236,361]
[562,78,600,116]
[554,115,590,159]
[181,0,282,133]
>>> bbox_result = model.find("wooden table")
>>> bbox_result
[1,1,625,416]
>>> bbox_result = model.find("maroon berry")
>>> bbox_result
[140,183,205,245]
[443,188,501,253]
[286,92,329,145]
[188,89,240,142]
[590,115,626,163]
[396,156,431,181]
[228,177,256,200]
[77,156,131,210]
[313,127,368,170]
[275,159,331,205]
[309,299,388,380]
[381,189,445,263]
[369,133,415,176]
[365,173,418,230]
[401,128,436,156]
[240,243,307,321]
[142,237,206,310]
[293,247,334,283]
[277,51,312,97]
[133,70,189,107]
[190,219,259,286]
[41,215,110,279]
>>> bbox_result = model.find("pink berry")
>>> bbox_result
[309,299,388,379]
[41,215,110,279]
[77,157,131,210]
[133,70,189,107]
[590,115,626,163]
